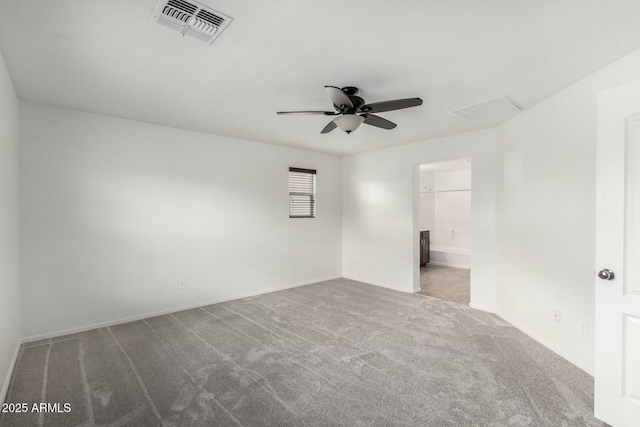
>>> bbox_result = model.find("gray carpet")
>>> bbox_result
[419,265,471,304]
[1,279,603,426]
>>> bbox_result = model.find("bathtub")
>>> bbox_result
[429,245,470,269]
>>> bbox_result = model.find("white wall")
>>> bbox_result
[433,192,471,252]
[342,47,640,375]
[432,170,471,253]
[434,170,471,192]
[418,169,435,193]
[342,129,498,311]
[419,170,435,232]
[0,50,20,401]
[420,169,472,256]
[19,102,342,340]
[495,47,640,375]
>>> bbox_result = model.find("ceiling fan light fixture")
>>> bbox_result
[334,114,364,134]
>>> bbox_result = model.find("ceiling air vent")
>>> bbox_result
[151,0,232,44]
[449,95,522,121]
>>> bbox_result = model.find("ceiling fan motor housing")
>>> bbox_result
[342,96,365,112]
[341,86,359,96]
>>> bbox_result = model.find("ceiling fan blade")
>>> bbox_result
[325,86,353,109]
[320,120,337,134]
[362,114,397,130]
[361,97,423,113]
[277,111,338,115]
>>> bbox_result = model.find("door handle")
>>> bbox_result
[597,269,615,280]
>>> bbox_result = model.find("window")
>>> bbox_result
[289,167,316,218]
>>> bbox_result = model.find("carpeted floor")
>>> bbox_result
[1,279,604,426]
[419,264,471,305]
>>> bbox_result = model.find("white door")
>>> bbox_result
[595,80,640,426]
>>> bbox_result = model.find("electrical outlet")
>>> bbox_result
[580,322,587,336]
[553,309,561,324]
[178,280,186,290]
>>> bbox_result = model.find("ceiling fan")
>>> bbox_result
[277,86,423,134]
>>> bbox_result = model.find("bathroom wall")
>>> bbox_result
[420,169,471,255]
[434,170,471,192]
[434,191,471,252]
[419,170,435,233]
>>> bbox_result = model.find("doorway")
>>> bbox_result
[417,158,471,304]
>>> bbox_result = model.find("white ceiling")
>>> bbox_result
[1,1,640,156]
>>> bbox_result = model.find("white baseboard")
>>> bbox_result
[21,276,341,343]
[1,341,21,403]
[342,275,412,294]
[495,310,592,376]
[468,302,495,313]
[428,261,470,269]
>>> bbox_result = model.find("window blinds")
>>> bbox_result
[289,167,316,218]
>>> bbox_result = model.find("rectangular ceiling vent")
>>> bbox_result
[151,0,232,44]
[449,95,522,121]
